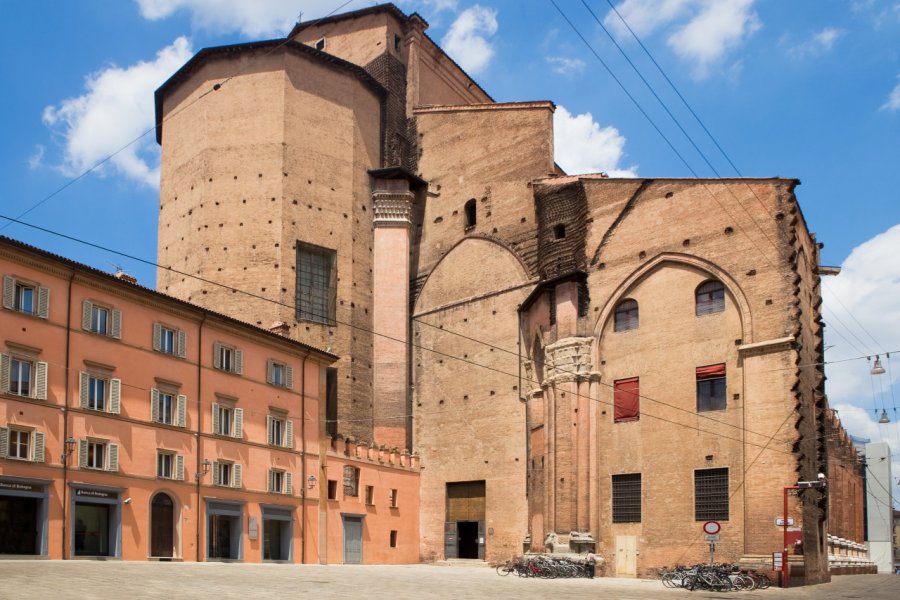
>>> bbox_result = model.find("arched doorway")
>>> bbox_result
[150,493,174,558]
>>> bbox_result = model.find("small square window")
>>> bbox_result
[327,479,337,500]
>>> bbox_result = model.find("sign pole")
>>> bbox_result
[709,542,715,565]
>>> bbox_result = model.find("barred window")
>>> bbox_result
[614,299,639,332]
[696,280,725,316]
[296,242,336,325]
[612,473,641,523]
[695,468,729,521]
[343,465,360,497]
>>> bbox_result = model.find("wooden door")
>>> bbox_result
[615,535,636,576]
[150,493,174,558]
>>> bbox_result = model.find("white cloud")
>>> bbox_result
[546,56,586,75]
[553,106,637,177]
[829,402,900,503]
[881,76,900,111]
[42,37,193,188]
[27,145,45,170]
[785,27,845,60]
[399,0,458,12]
[604,0,760,79]
[441,5,498,75]
[136,0,314,37]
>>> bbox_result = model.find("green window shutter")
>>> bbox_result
[32,431,45,463]
[176,395,187,427]
[285,366,293,390]
[176,330,186,358]
[2,276,14,310]
[211,403,219,435]
[78,439,88,468]
[233,408,243,439]
[266,415,273,445]
[81,300,93,330]
[212,461,221,486]
[175,454,184,481]
[150,389,160,422]
[107,443,119,471]
[0,427,8,459]
[37,287,50,319]
[110,309,122,339]
[109,379,121,414]
[213,343,222,369]
[266,360,274,384]
[232,463,242,488]
[285,419,293,449]
[268,469,274,493]
[35,361,48,400]
[152,323,161,351]
[285,472,293,495]
[234,349,243,375]
[79,372,89,408]
[0,353,10,393]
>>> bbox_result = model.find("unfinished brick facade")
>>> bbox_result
[150,3,859,581]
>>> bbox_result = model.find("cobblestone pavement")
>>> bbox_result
[1,561,897,600]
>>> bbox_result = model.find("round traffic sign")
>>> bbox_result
[703,521,721,535]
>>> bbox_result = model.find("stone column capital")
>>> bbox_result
[373,191,414,226]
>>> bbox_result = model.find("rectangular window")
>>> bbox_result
[267,360,293,389]
[154,323,185,358]
[214,343,242,375]
[389,488,398,508]
[325,367,338,437]
[212,402,242,438]
[215,462,232,487]
[7,429,30,460]
[697,364,727,412]
[613,377,640,422]
[612,473,642,523]
[157,451,173,478]
[365,485,375,505]
[695,468,729,521]
[90,305,109,335]
[87,441,106,470]
[3,276,48,318]
[160,327,176,354]
[296,242,336,325]
[327,479,337,500]
[390,530,398,548]
[15,282,34,314]
[343,465,360,497]
[87,376,106,411]
[271,470,284,493]
[267,415,291,448]
[215,405,231,436]
[10,358,32,397]
[158,392,174,425]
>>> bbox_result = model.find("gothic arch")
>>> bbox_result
[591,252,753,346]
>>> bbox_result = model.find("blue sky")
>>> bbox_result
[1,1,899,483]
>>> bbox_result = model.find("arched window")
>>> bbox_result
[614,299,639,332]
[464,199,476,228]
[696,280,725,316]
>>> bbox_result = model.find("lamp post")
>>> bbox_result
[783,475,826,588]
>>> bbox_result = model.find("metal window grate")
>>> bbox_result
[695,468,729,520]
[612,473,641,523]
[296,242,336,325]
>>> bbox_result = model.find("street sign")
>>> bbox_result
[773,552,783,569]
[704,534,720,541]
[775,517,794,526]
[702,521,721,535]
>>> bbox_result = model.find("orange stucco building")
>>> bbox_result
[0,236,418,562]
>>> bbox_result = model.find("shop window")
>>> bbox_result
[79,439,118,471]
[296,242,336,325]
[214,342,243,374]
[365,485,375,505]
[79,371,121,414]
[613,377,640,422]
[267,414,293,448]
[268,469,292,495]
[695,468,729,520]
[213,461,242,488]
[614,299,639,332]
[151,388,186,427]
[212,401,243,438]
[696,364,726,412]
[612,473,641,523]
[267,359,293,389]
[82,300,121,339]
[327,479,338,500]
[696,280,725,316]
[343,465,360,497]
[0,427,44,462]
[153,323,186,358]
[2,275,49,318]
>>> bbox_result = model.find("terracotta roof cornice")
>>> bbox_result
[154,39,387,144]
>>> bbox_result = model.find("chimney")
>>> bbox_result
[114,271,137,284]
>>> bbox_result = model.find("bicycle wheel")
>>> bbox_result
[496,564,511,576]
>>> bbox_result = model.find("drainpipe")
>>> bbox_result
[196,314,206,562]
[61,271,75,559]
[299,350,309,564]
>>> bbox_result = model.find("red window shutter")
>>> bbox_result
[614,377,640,422]
[696,363,726,380]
